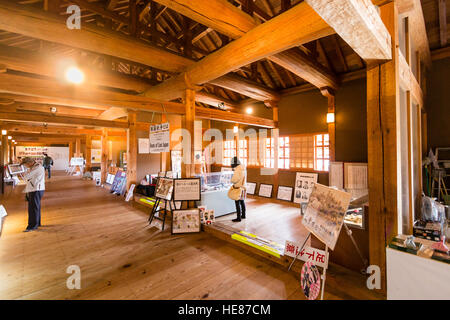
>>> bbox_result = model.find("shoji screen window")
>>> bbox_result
[264,138,275,168]
[278,137,290,169]
[223,140,236,166]
[289,134,314,169]
[314,133,330,171]
[239,139,248,166]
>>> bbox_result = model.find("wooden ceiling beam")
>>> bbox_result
[195,107,275,128]
[0,112,130,129]
[143,2,334,101]
[305,0,391,61]
[195,92,239,111]
[150,0,338,93]
[0,1,193,73]
[1,122,126,136]
[209,74,280,101]
[0,102,104,118]
[0,72,186,115]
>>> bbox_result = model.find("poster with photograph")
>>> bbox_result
[91,149,101,164]
[173,178,201,201]
[277,186,293,202]
[246,182,257,195]
[172,209,201,234]
[300,261,321,300]
[203,209,215,225]
[106,173,115,185]
[294,172,318,204]
[138,138,150,154]
[7,164,25,175]
[329,162,344,189]
[171,150,182,178]
[110,171,127,195]
[302,184,352,250]
[198,206,207,224]
[155,177,174,200]
[150,122,170,153]
[258,184,273,198]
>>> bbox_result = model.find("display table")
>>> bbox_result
[387,237,450,300]
[197,189,236,217]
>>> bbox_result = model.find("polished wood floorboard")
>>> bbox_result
[0,172,380,300]
[216,197,310,246]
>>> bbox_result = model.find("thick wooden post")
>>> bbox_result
[266,100,280,198]
[68,141,74,163]
[182,88,196,178]
[85,135,92,172]
[75,138,81,157]
[101,128,108,183]
[0,130,6,193]
[127,111,137,189]
[366,2,399,295]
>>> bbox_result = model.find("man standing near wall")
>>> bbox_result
[43,153,53,179]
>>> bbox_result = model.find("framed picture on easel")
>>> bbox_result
[155,177,173,200]
[173,178,201,202]
[171,209,201,234]
[246,182,257,195]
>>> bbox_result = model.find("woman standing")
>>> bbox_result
[20,157,45,232]
[228,157,246,222]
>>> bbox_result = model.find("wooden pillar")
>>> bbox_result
[267,100,279,198]
[75,138,81,157]
[322,87,336,162]
[127,111,137,189]
[8,139,14,163]
[85,135,92,171]
[68,141,74,163]
[182,88,196,178]
[366,2,399,295]
[101,128,108,183]
[0,130,6,194]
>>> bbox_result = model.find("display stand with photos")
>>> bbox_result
[148,177,174,231]
[288,183,352,300]
[7,164,26,186]
[67,157,84,176]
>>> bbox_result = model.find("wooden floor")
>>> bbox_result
[216,197,310,246]
[0,172,381,300]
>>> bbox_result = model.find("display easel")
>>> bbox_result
[148,197,173,231]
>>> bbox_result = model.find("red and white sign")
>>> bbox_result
[284,240,329,268]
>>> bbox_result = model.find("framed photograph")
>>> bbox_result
[173,178,201,201]
[277,186,293,202]
[155,177,174,200]
[172,209,201,234]
[246,182,257,195]
[7,164,25,175]
[258,184,273,198]
[70,157,84,166]
[158,171,166,177]
[294,172,318,204]
[203,209,215,225]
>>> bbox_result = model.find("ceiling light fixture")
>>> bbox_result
[245,107,253,115]
[64,66,84,84]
